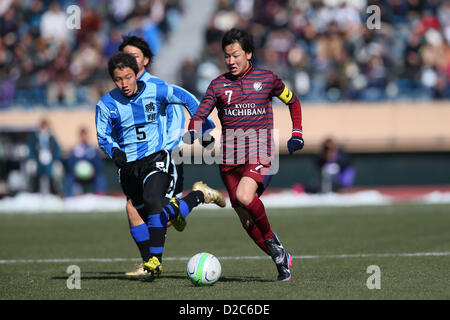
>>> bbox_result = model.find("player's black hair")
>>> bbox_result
[108,52,139,79]
[118,35,154,66]
[221,28,254,54]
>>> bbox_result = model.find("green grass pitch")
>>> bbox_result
[0,203,449,300]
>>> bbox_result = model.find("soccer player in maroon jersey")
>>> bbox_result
[186,28,304,281]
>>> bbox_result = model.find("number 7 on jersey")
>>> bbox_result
[225,90,233,104]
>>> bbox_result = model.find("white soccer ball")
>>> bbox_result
[186,252,221,286]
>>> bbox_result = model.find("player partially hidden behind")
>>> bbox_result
[187,28,304,281]
[117,35,216,276]
[95,52,225,276]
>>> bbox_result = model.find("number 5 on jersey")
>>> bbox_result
[135,125,146,141]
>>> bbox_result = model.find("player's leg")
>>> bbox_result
[126,195,179,275]
[174,163,184,197]
[192,181,226,207]
[120,167,153,275]
[125,200,152,276]
[142,180,225,273]
[235,176,274,241]
[127,199,146,226]
[234,206,270,255]
[220,166,269,254]
[119,166,154,275]
[166,162,185,231]
[238,165,292,281]
[165,181,226,228]
[141,171,171,274]
[147,165,225,237]
[136,181,224,276]
[141,147,224,275]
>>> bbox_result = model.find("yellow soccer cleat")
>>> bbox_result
[143,256,163,276]
[193,181,226,208]
[168,197,186,232]
[124,263,149,276]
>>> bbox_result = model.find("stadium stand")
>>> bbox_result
[0,0,182,108]
[1,0,449,109]
[180,0,450,102]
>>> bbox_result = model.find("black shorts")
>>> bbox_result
[119,150,176,208]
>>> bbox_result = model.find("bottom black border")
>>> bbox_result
[0,300,444,318]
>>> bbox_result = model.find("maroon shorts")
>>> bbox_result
[220,163,273,207]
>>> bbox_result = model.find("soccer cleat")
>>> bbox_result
[192,181,226,208]
[276,252,292,282]
[264,235,292,281]
[168,197,186,232]
[143,256,163,276]
[124,263,149,276]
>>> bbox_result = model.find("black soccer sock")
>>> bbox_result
[147,213,167,263]
[180,191,205,211]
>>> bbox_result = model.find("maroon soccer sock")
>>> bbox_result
[244,222,270,255]
[245,196,274,241]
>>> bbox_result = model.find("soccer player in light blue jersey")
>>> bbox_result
[117,36,217,276]
[95,52,225,276]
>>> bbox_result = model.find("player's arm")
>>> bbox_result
[95,101,126,167]
[186,83,217,144]
[274,77,304,154]
[170,85,216,147]
[164,101,185,151]
[171,85,216,131]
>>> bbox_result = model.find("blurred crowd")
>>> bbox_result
[0,0,182,108]
[181,0,450,102]
[1,0,449,109]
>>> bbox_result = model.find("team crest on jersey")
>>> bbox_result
[145,102,155,112]
[145,102,156,121]
[253,82,263,91]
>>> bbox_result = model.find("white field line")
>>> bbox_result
[0,252,449,264]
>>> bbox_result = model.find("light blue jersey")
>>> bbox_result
[96,80,177,162]
[139,71,216,151]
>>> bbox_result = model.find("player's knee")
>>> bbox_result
[143,196,163,215]
[235,190,254,207]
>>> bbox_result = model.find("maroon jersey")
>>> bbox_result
[189,65,302,165]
